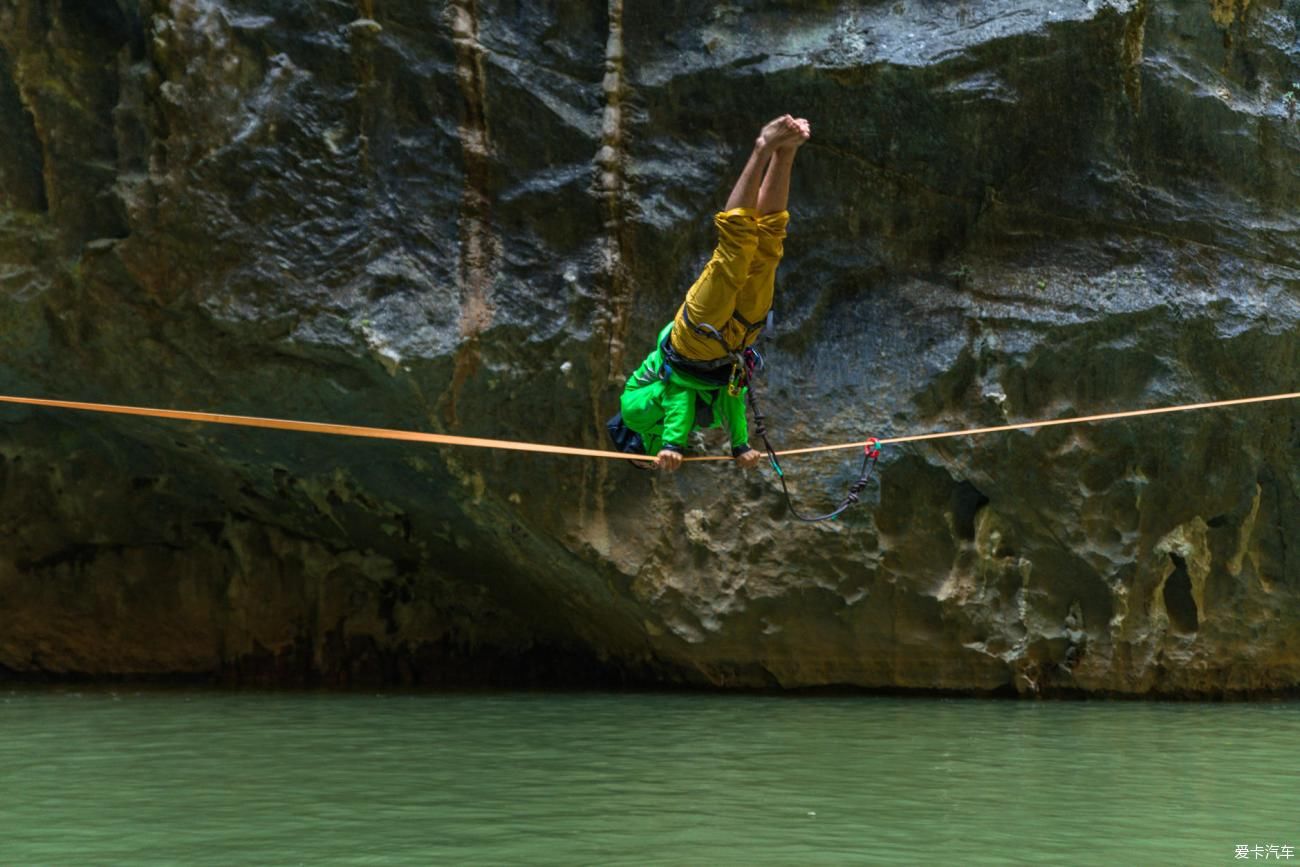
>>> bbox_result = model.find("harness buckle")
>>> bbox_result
[727,362,745,397]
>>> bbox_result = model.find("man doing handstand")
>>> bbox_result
[609,115,811,471]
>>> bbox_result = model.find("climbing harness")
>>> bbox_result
[677,304,769,396]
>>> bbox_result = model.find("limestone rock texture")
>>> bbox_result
[2,0,1299,695]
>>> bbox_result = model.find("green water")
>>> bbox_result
[1,690,1296,866]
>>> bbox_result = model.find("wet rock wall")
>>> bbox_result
[1,0,1299,694]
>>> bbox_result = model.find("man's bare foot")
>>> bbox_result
[756,115,807,151]
[785,117,811,150]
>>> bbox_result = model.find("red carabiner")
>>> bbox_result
[864,437,881,460]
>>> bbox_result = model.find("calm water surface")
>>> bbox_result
[1,689,1296,865]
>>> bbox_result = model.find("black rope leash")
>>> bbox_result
[681,312,883,523]
[742,360,880,524]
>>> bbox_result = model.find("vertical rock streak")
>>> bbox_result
[3,6,54,219]
[0,44,50,215]
[596,0,631,385]
[1209,0,1251,28]
[1122,0,1149,114]
[445,0,498,428]
[350,2,378,172]
[580,0,629,535]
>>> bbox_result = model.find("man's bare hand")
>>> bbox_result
[734,448,763,470]
[655,449,683,472]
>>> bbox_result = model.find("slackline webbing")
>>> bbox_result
[2,391,1299,463]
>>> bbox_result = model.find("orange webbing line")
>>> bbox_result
[0,395,649,461]
[757,390,1300,459]
[3,390,1300,462]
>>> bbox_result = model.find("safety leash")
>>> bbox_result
[742,360,880,523]
[682,312,883,520]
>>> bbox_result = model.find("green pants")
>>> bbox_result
[619,377,671,455]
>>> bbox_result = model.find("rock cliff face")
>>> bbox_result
[1,0,1298,695]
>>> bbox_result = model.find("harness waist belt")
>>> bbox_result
[661,334,733,384]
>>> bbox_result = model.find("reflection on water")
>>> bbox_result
[1,690,1296,865]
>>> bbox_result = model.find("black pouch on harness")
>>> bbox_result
[605,412,645,455]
